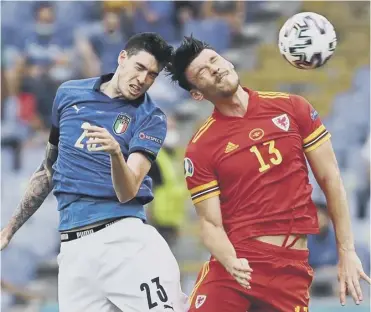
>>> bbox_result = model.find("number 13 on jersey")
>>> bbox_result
[250,140,283,173]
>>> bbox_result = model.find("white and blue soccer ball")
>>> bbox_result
[278,12,337,69]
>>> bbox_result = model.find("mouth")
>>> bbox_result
[217,72,228,82]
[129,84,141,95]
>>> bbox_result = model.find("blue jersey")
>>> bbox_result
[51,74,167,231]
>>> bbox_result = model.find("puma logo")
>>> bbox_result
[73,105,85,113]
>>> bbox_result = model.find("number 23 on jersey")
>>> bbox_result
[250,140,283,173]
[74,122,97,151]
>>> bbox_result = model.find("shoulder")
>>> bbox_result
[256,91,311,113]
[256,90,292,108]
[54,78,99,110]
[186,116,217,156]
[138,93,167,122]
[58,77,99,91]
[56,77,99,102]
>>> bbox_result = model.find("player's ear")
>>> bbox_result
[190,89,204,101]
[118,50,128,66]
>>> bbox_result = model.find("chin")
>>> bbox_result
[220,77,238,96]
[126,94,139,100]
[121,90,138,100]
[220,84,238,97]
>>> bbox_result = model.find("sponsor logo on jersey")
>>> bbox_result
[272,114,290,131]
[310,108,319,121]
[225,142,239,153]
[154,114,166,122]
[139,132,163,144]
[72,105,85,113]
[76,229,94,238]
[113,113,131,135]
[249,128,265,141]
[195,295,207,309]
[184,157,194,178]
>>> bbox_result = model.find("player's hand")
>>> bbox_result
[1,227,12,251]
[224,257,253,289]
[337,250,371,306]
[84,125,121,156]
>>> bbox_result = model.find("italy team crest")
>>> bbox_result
[272,114,290,132]
[113,113,131,135]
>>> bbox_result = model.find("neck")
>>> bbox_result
[101,73,121,99]
[213,85,249,117]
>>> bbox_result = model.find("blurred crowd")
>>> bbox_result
[1,1,370,312]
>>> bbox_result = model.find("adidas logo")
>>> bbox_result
[225,142,239,153]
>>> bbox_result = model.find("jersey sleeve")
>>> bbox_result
[129,110,167,162]
[291,94,331,153]
[184,146,220,205]
[49,84,66,145]
[51,84,66,128]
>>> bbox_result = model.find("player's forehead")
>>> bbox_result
[128,50,161,73]
[187,49,219,74]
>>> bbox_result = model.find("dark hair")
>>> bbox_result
[124,32,173,68]
[166,36,212,91]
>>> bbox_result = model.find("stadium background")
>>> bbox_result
[0,1,369,311]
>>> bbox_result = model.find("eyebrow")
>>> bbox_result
[135,62,159,76]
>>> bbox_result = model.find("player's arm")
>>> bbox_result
[184,148,252,288]
[1,83,64,250]
[194,196,252,288]
[306,141,354,251]
[110,152,151,203]
[84,125,152,203]
[306,141,370,303]
[1,128,58,250]
[196,196,236,265]
[85,110,167,203]
[293,94,355,251]
[194,195,253,289]
[292,94,370,305]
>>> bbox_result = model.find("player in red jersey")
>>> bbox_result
[167,36,370,311]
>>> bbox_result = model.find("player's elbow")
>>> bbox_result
[115,187,138,203]
[316,166,341,190]
[200,218,223,239]
[116,192,135,204]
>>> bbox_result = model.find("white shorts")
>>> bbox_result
[58,217,188,312]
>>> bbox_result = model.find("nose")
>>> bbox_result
[210,64,220,76]
[137,72,146,85]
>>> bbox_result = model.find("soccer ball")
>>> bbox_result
[278,12,337,69]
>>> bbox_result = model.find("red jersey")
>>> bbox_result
[184,89,331,249]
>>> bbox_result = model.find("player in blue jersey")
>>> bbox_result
[1,33,187,312]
